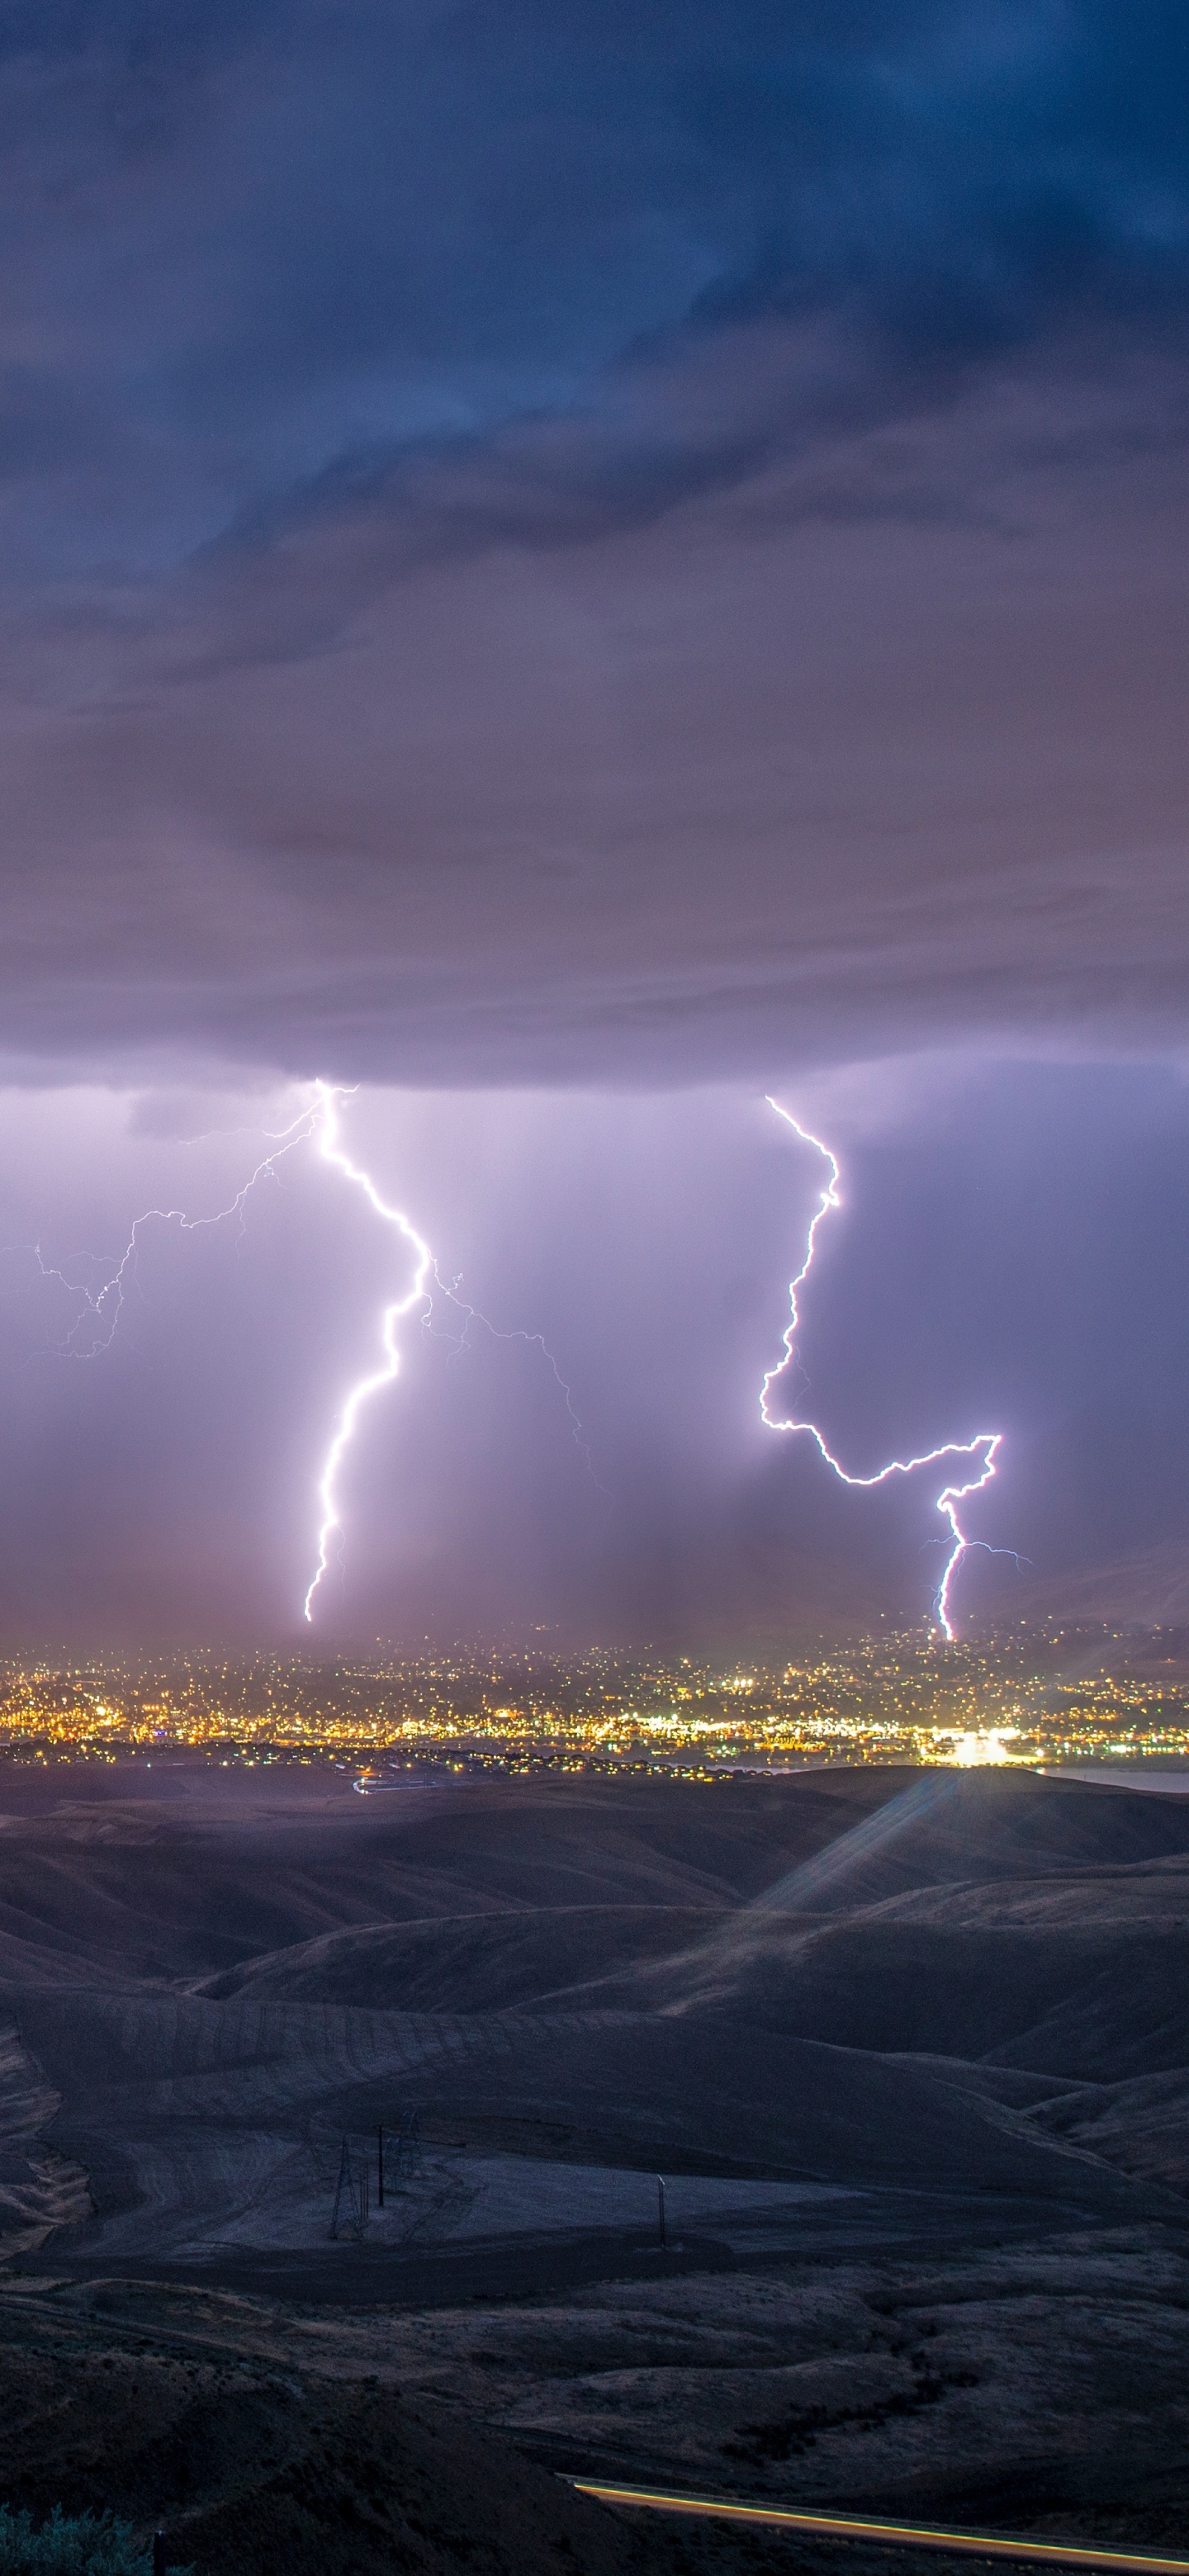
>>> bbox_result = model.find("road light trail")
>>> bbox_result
[573,2484,1189,2574]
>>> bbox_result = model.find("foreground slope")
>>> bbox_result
[2,1760,1189,2556]
[0,1763,1183,2275]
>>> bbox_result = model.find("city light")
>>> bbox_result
[1,1628,1185,1778]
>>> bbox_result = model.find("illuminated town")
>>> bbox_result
[2,1627,1188,1775]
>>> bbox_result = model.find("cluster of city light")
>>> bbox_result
[2,1629,1187,1773]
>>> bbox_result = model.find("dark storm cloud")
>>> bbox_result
[8,0,1188,481]
[0,0,1187,1084]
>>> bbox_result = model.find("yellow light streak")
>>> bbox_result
[572,2484,1189,2574]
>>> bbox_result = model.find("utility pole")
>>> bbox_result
[657,2176,666,2247]
[331,2138,363,2240]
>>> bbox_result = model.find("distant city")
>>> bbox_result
[2,1627,1188,1774]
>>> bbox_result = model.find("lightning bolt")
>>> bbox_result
[303,1087,608,1610]
[760,1098,1010,1638]
[301,1082,433,1622]
[18,1103,320,1359]
[426,1268,609,1494]
[12,1080,596,1625]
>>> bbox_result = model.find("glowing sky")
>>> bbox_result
[0,2,1187,1646]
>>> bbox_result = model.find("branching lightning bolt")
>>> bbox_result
[19,1104,320,1359]
[12,1079,597,1626]
[303,1089,608,1608]
[301,1082,434,1622]
[427,1269,608,1494]
[760,1098,1011,1638]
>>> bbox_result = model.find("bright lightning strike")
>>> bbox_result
[301,1082,433,1622]
[760,1098,1009,1638]
[302,1088,606,1610]
[14,1080,595,1627]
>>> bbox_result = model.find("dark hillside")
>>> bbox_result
[2,1762,1189,2565]
[0,2344,662,2576]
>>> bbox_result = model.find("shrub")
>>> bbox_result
[0,2506,190,2575]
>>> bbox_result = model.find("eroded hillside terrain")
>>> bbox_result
[0,1760,1187,2571]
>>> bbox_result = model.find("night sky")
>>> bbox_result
[1,2,1187,1650]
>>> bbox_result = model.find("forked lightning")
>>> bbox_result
[760,1099,1007,1636]
[17,1082,589,1625]
[22,1087,1009,1636]
[301,1082,433,1621]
